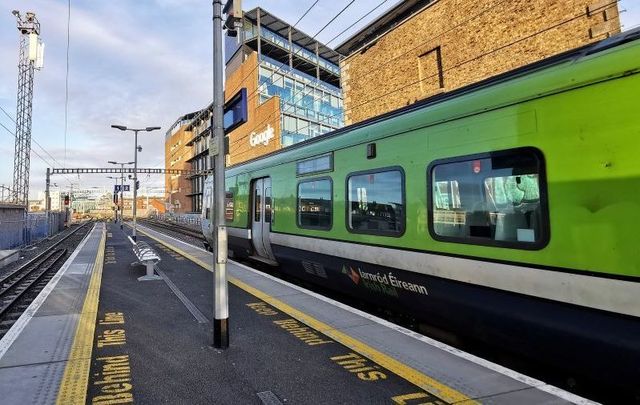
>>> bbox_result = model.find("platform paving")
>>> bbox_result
[90,223,438,404]
[0,221,597,404]
[0,223,104,404]
[122,223,594,405]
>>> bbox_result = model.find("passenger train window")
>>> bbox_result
[254,188,261,222]
[347,168,404,236]
[297,178,332,229]
[428,147,549,249]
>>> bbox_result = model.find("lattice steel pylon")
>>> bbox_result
[12,11,43,207]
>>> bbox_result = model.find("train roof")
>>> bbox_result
[226,28,640,176]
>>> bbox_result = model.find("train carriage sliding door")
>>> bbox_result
[251,177,275,261]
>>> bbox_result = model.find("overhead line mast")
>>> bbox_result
[11,10,44,207]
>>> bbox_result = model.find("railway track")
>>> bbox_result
[140,219,205,242]
[0,222,93,338]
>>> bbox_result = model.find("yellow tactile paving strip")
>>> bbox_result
[56,225,106,405]
[135,225,476,404]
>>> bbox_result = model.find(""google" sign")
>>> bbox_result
[249,125,275,147]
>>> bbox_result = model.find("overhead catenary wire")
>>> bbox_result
[185,0,325,160]
[229,0,621,150]
[229,0,514,146]
[321,0,623,124]
[338,0,513,84]
[64,0,71,168]
[0,121,59,174]
[194,0,354,157]
[237,0,358,111]
[224,0,322,102]
[310,0,356,38]
[226,0,364,150]
[229,0,515,149]
[292,0,320,27]
[0,105,15,124]
[0,111,74,186]
[324,0,390,46]
[0,105,71,177]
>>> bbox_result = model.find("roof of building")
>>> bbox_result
[165,110,200,139]
[244,7,341,65]
[335,0,434,57]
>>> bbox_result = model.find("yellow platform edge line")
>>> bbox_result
[136,226,476,404]
[56,224,106,405]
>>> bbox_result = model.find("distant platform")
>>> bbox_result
[0,250,19,268]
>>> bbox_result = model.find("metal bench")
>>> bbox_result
[131,240,162,281]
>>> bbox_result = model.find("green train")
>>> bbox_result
[203,29,640,389]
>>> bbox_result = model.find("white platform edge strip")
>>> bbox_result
[138,224,598,405]
[0,223,97,360]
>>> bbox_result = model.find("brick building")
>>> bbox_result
[164,112,197,213]
[336,0,621,125]
[184,7,343,213]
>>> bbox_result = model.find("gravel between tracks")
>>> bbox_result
[139,219,207,248]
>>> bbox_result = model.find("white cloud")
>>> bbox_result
[0,0,401,198]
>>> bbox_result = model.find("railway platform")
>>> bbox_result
[0,221,596,404]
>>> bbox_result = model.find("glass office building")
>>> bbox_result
[186,8,344,213]
[228,7,343,146]
[258,56,342,146]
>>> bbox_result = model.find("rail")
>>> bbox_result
[140,218,205,241]
[0,221,92,337]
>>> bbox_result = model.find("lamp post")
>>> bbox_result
[111,125,160,242]
[107,161,134,229]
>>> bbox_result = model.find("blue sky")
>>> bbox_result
[0,0,639,198]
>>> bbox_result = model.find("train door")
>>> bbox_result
[251,177,276,261]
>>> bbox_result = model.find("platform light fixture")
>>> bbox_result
[110,125,161,241]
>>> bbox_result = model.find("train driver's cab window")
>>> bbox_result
[429,148,548,248]
[347,169,404,236]
[297,179,332,229]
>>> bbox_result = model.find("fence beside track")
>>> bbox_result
[0,221,93,337]
[0,206,66,249]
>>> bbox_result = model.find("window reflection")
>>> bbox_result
[298,179,332,229]
[258,58,343,146]
[431,151,545,245]
[348,170,404,235]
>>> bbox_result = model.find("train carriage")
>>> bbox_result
[203,29,640,390]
